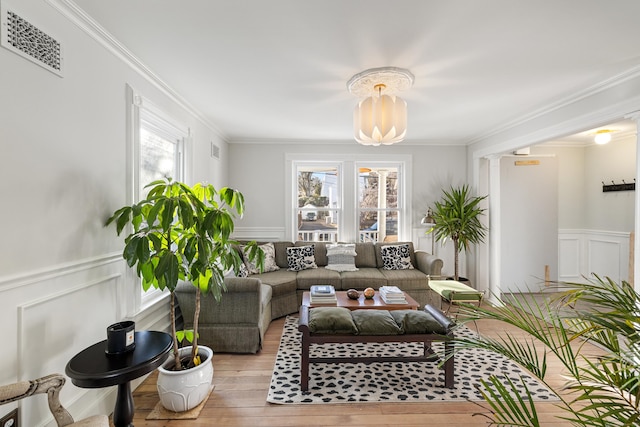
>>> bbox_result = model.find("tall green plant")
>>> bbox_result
[106,178,263,370]
[452,275,640,426]
[429,184,487,280]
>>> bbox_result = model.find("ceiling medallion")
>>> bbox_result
[347,67,414,146]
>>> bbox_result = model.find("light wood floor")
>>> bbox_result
[128,312,603,427]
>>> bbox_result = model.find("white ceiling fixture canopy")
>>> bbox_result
[348,67,414,146]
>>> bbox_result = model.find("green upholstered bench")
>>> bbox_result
[429,280,484,315]
[297,305,455,391]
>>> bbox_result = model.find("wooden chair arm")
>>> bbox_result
[0,374,75,427]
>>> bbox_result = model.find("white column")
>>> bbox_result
[626,111,640,292]
[488,155,503,305]
[377,170,388,241]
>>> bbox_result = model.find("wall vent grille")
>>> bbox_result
[1,4,63,76]
[211,142,220,159]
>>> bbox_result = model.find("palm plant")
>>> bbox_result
[452,275,640,426]
[106,178,263,371]
[429,184,487,281]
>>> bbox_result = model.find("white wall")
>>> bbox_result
[0,1,225,424]
[585,136,636,232]
[228,142,468,278]
[500,155,559,292]
[531,136,636,284]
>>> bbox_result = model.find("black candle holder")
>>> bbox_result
[106,321,136,355]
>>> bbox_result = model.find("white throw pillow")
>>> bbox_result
[325,243,358,272]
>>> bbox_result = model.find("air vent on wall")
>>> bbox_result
[1,3,63,76]
[211,142,220,159]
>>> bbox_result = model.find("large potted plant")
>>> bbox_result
[429,184,487,281]
[106,177,263,412]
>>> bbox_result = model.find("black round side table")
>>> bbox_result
[66,330,172,427]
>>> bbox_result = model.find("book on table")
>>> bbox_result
[379,285,407,304]
[309,285,337,304]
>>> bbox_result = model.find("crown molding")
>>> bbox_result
[468,64,640,146]
[45,0,227,141]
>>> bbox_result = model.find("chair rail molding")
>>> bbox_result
[233,227,287,241]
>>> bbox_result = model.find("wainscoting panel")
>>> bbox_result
[558,235,581,281]
[559,229,630,284]
[2,254,124,426]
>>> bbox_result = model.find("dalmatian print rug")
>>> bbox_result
[267,316,559,404]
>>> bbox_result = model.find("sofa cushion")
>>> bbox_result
[390,309,448,334]
[287,245,317,271]
[354,242,377,268]
[295,267,342,290]
[250,270,297,297]
[339,267,387,290]
[375,241,417,268]
[351,309,402,335]
[380,269,429,291]
[308,307,358,334]
[380,243,414,270]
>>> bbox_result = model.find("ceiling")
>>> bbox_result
[70,0,640,145]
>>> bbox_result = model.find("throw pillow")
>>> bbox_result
[308,307,358,334]
[243,242,280,274]
[325,243,358,272]
[286,245,317,271]
[235,260,249,278]
[380,243,414,270]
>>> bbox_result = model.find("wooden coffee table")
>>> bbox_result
[301,290,419,310]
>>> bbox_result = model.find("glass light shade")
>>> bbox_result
[353,94,407,145]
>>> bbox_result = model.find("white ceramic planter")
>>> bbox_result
[157,345,214,412]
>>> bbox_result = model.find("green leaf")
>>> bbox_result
[123,236,140,267]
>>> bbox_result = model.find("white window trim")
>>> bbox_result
[285,153,412,243]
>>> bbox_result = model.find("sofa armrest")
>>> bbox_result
[414,250,443,277]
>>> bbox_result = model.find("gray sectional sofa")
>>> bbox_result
[175,240,443,353]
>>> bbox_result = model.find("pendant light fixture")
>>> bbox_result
[347,67,414,146]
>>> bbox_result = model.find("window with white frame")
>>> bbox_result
[128,86,188,307]
[295,164,341,242]
[289,156,408,243]
[358,166,400,243]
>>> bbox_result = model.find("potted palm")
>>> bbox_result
[452,275,640,426]
[106,178,263,412]
[429,184,487,281]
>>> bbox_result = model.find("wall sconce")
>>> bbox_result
[421,208,436,254]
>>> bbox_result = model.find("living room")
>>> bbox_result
[2,0,640,425]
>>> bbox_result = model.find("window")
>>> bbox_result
[358,166,399,243]
[295,164,340,242]
[138,111,184,200]
[127,85,189,308]
[288,155,410,243]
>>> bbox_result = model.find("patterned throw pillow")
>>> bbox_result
[243,243,280,274]
[287,245,318,271]
[380,243,414,270]
[235,261,249,278]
